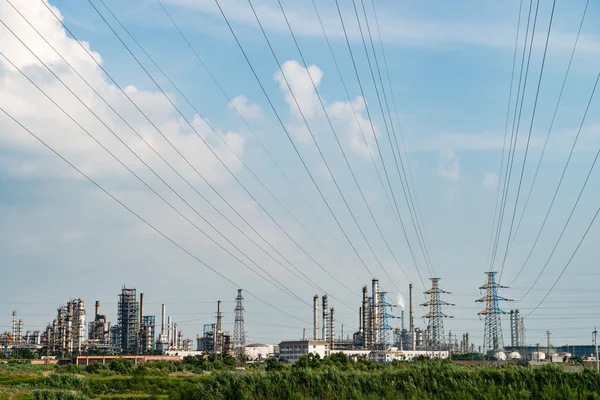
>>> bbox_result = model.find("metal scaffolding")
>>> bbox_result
[117,286,139,353]
[422,278,454,354]
[477,272,512,357]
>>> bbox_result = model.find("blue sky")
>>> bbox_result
[1,0,600,349]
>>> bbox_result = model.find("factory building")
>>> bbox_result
[278,340,330,362]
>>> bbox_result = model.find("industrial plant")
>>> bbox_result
[0,275,596,365]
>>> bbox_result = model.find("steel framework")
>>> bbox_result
[422,278,454,354]
[477,272,512,356]
[233,289,245,358]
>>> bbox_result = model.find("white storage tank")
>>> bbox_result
[493,351,507,361]
[508,351,521,360]
[531,351,546,361]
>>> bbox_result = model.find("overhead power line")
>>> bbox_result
[356,0,435,274]
[505,0,590,257]
[332,0,429,285]
[516,71,600,301]
[0,44,312,307]
[275,0,412,294]
[0,105,310,326]
[499,0,556,281]
[485,0,525,271]
[45,0,365,303]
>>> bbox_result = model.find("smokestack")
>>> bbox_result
[168,316,172,345]
[322,295,328,342]
[140,293,145,326]
[362,286,369,349]
[409,283,414,351]
[313,295,319,340]
[358,307,362,332]
[303,328,307,341]
[372,279,379,345]
[95,301,100,319]
[217,301,222,335]
[161,304,166,336]
[330,307,335,350]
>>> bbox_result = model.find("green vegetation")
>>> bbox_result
[0,355,600,399]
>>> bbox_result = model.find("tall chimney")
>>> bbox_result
[161,304,166,336]
[362,286,369,349]
[303,328,307,341]
[140,293,145,326]
[358,307,362,332]
[313,295,319,340]
[329,307,335,350]
[372,279,379,345]
[216,301,222,335]
[409,283,415,351]
[322,295,328,342]
[95,301,100,319]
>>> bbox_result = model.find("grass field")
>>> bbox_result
[0,356,598,399]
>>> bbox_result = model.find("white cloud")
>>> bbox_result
[0,0,244,183]
[274,60,323,118]
[228,95,262,119]
[438,148,459,181]
[482,172,499,187]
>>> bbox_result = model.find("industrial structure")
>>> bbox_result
[422,278,454,355]
[510,309,525,348]
[233,289,245,358]
[477,272,513,357]
[46,299,87,354]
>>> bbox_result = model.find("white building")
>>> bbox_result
[371,350,449,363]
[278,340,330,362]
[245,343,275,361]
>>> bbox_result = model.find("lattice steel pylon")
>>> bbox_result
[379,292,395,350]
[421,278,454,356]
[476,272,512,357]
[233,289,245,359]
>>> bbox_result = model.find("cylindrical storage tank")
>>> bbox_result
[508,351,521,360]
[550,353,561,362]
[493,351,507,361]
[531,351,546,361]
[559,352,572,358]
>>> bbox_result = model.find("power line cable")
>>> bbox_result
[508,70,600,287]
[275,0,412,294]
[16,1,358,306]
[243,0,390,284]
[505,0,589,257]
[0,105,310,325]
[499,0,556,281]
[148,0,354,286]
[214,0,389,287]
[0,44,310,307]
[485,0,524,269]
[357,0,435,273]
[1,4,318,304]
[489,0,537,272]
[309,0,426,291]
[46,0,363,304]
[515,72,600,301]
[368,0,433,271]
[332,0,429,284]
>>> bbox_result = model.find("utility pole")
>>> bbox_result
[593,328,599,371]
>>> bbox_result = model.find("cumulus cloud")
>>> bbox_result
[482,172,498,187]
[273,60,378,159]
[228,95,262,119]
[438,148,459,181]
[274,60,323,118]
[0,0,244,183]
